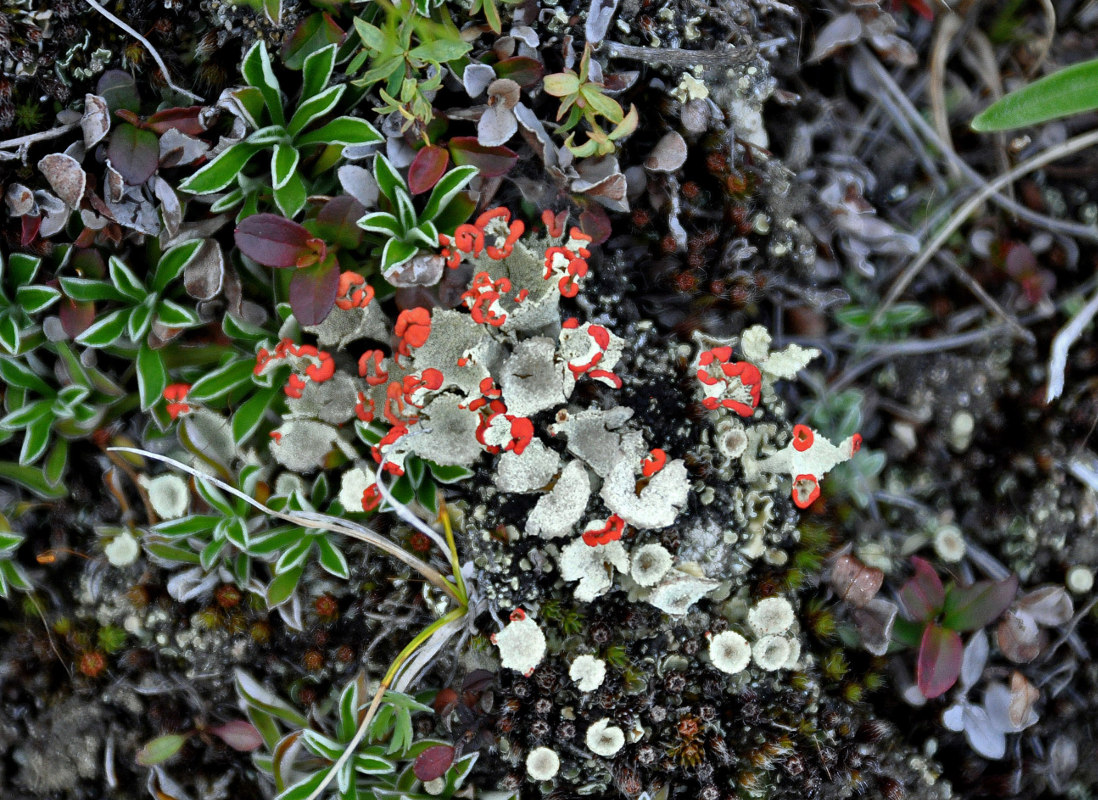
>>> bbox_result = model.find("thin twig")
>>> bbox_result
[1046,282,1098,402]
[601,40,756,67]
[81,0,204,103]
[0,122,80,152]
[936,251,1034,342]
[871,126,1098,329]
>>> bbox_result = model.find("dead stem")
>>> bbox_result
[602,40,757,67]
[1045,281,1098,402]
[0,122,80,152]
[81,0,204,103]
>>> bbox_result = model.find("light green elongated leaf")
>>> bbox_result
[43,437,68,487]
[108,256,147,302]
[8,253,41,286]
[230,382,278,443]
[179,143,263,195]
[143,539,201,564]
[0,357,52,395]
[153,239,204,294]
[420,165,478,223]
[287,84,345,137]
[0,460,68,498]
[273,168,307,218]
[407,39,471,64]
[301,43,338,99]
[0,316,19,355]
[241,41,286,127]
[274,536,312,574]
[0,559,31,593]
[127,295,157,343]
[154,515,219,538]
[266,566,303,607]
[406,221,438,249]
[293,116,382,147]
[136,734,187,766]
[316,534,349,579]
[973,57,1098,132]
[353,18,387,52]
[136,342,168,411]
[357,212,402,237]
[373,153,407,202]
[0,399,51,430]
[229,87,267,129]
[271,142,301,191]
[188,359,256,404]
[210,187,245,213]
[543,73,580,97]
[55,384,89,409]
[394,188,417,232]
[582,86,624,123]
[380,238,419,272]
[20,412,52,465]
[75,308,129,348]
[275,768,329,800]
[15,285,61,315]
[247,125,289,146]
[222,314,270,344]
[58,277,125,303]
[200,537,227,571]
[155,298,201,328]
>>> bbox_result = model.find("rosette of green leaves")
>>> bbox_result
[542,44,638,157]
[0,252,60,355]
[0,343,122,489]
[63,242,204,411]
[179,42,382,219]
[357,154,477,272]
[0,523,31,599]
[236,670,479,800]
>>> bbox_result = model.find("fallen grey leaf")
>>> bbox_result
[338,164,379,208]
[680,98,710,133]
[384,253,445,288]
[586,0,619,42]
[104,162,126,203]
[159,128,210,167]
[81,94,111,148]
[152,176,182,238]
[645,131,688,173]
[477,104,518,148]
[38,153,87,208]
[463,63,496,98]
[809,13,863,63]
[35,190,70,237]
[183,239,224,300]
[5,183,37,217]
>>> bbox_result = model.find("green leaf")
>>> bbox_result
[143,539,201,564]
[108,256,147,302]
[276,767,330,800]
[20,412,52,465]
[136,734,187,766]
[942,575,1019,632]
[273,169,307,219]
[543,72,580,97]
[284,17,343,73]
[288,84,345,137]
[59,277,125,303]
[271,142,301,191]
[275,537,313,573]
[416,476,438,515]
[233,385,280,445]
[380,238,419,272]
[153,514,219,537]
[581,86,624,123]
[373,153,407,202]
[916,623,963,699]
[154,239,203,294]
[316,535,349,579]
[294,116,382,147]
[0,357,52,395]
[188,359,257,404]
[75,308,129,347]
[0,460,68,498]
[223,314,270,344]
[426,462,474,484]
[155,298,201,328]
[266,566,303,607]
[235,669,309,728]
[241,41,286,127]
[42,437,68,487]
[8,253,42,287]
[210,186,245,213]
[394,188,417,232]
[128,295,157,342]
[136,342,168,411]
[179,143,263,195]
[407,39,471,64]
[247,125,289,146]
[973,57,1098,131]
[0,316,19,355]
[420,165,478,223]
[0,559,31,594]
[200,538,228,571]
[0,398,52,430]
[15,285,61,315]
[357,211,403,238]
[229,87,267,129]
[353,18,388,52]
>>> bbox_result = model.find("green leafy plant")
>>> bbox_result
[0,523,31,598]
[892,557,1018,699]
[836,301,930,342]
[64,242,204,410]
[542,43,639,157]
[350,3,472,131]
[179,42,382,218]
[972,56,1098,132]
[357,154,478,272]
[0,252,60,355]
[236,670,481,800]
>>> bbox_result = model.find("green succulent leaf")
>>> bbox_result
[153,239,204,294]
[108,256,147,302]
[271,143,301,191]
[75,308,130,348]
[287,84,345,137]
[136,734,187,766]
[273,169,308,218]
[136,341,168,411]
[942,574,1019,632]
[293,116,382,147]
[179,143,263,195]
[973,57,1098,131]
[58,277,125,303]
[15,285,60,315]
[241,41,286,127]
[420,165,478,223]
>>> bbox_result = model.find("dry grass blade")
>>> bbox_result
[1045,283,1098,402]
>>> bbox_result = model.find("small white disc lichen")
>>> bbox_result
[933,524,966,563]
[140,474,189,519]
[631,543,673,587]
[746,596,795,637]
[525,746,560,781]
[708,631,751,675]
[585,718,625,757]
[569,654,607,692]
[752,634,791,671]
[492,611,546,676]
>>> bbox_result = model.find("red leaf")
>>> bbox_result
[916,623,963,698]
[942,574,1018,632]
[494,57,544,87]
[579,206,611,245]
[208,720,264,752]
[448,137,518,179]
[146,106,206,137]
[898,556,945,622]
[20,214,41,246]
[107,123,160,185]
[60,297,96,338]
[236,214,316,268]
[408,145,450,195]
[412,744,454,782]
[313,195,365,249]
[289,257,340,326]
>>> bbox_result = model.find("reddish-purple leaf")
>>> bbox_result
[289,257,340,326]
[107,123,160,185]
[408,145,450,195]
[313,195,365,249]
[60,297,96,338]
[494,57,544,87]
[413,744,455,782]
[146,106,206,137]
[942,574,1018,632]
[236,214,318,268]
[579,206,611,245]
[898,556,945,622]
[20,214,41,246]
[448,137,518,179]
[916,623,963,699]
[208,720,264,752]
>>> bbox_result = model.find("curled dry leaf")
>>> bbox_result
[1007,671,1039,729]
[487,78,521,110]
[830,553,883,608]
[81,94,110,148]
[645,132,688,173]
[680,98,710,134]
[38,153,87,208]
[385,253,445,288]
[852,597,897,656]
[1016,585,1073,626]
[463,63,496,98]
[997,609,1043,663]
[809,13,863,64]
[478,105,518,148]
[5,183,36,217]
[183,239,225,301]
